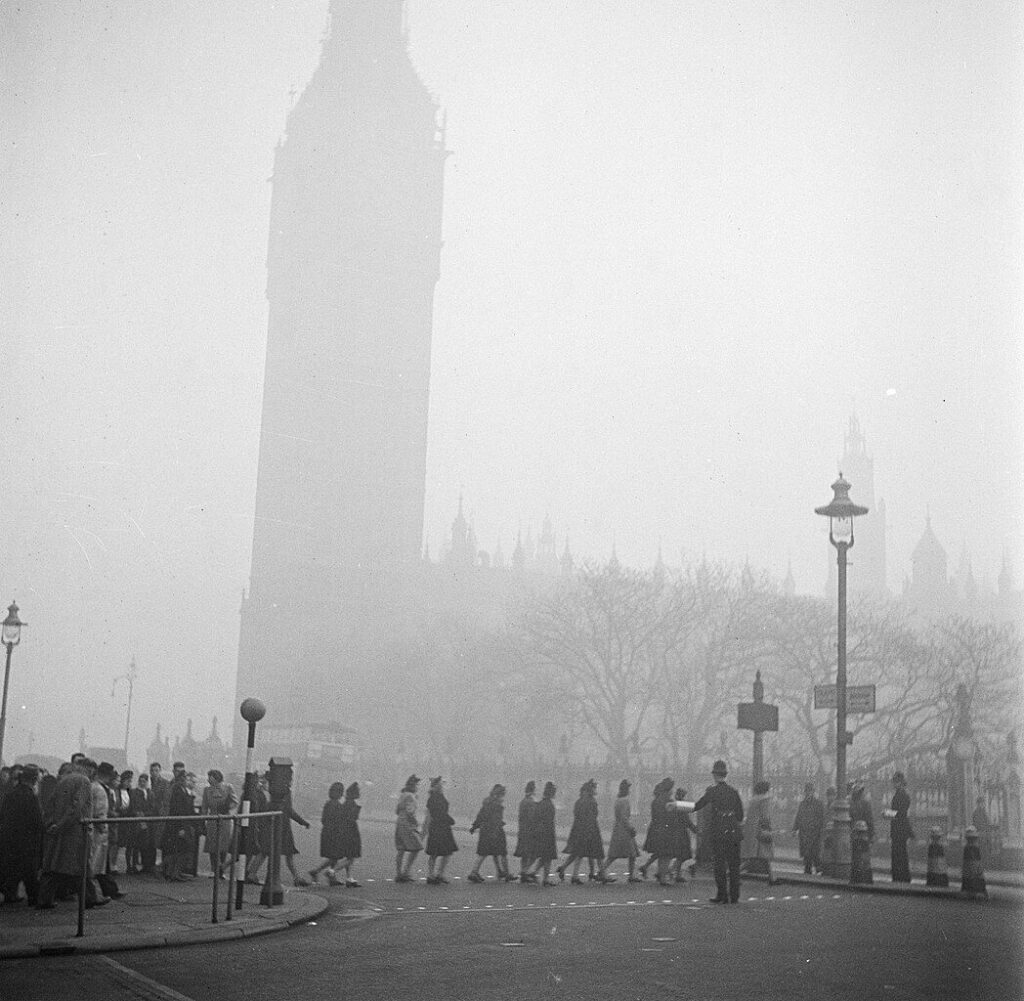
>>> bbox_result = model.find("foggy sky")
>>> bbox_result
[1,1,1020,763]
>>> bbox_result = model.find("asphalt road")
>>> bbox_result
[4,821,1022,1001]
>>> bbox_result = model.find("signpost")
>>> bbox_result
[738,671,779,784]
[813,684,876,713]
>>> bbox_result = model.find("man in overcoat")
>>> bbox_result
[0,764,43,904]
[693,760,744,904]
[792,783,826,874]
[37,758,106,909]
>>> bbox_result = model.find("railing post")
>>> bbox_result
[77,821,89,938]
[225,815,237,922]
[211,815,221,924]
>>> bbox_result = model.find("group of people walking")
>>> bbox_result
[380,772,710,891]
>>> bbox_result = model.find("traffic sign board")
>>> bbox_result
[813,684,876,713]
[737,702,779,732]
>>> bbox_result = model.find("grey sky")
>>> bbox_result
[1,1,1020,761]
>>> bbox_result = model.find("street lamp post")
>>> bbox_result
[0,602,25,767]
[815,474,868,881]
[111,657,138,762]
[235,697,266,910]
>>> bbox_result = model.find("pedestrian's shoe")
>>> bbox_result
[345,880,361,888]
[556,866,565,883]
[395,873,413,883]
[596,874,617,884]
[294,876,311,887]
[542,879,557,887]
[570,876,584,885]
[519,874,537,884]
[308,869,320,884]
[628,875,644,883]
[327,875,344,887]
[425,875,439,885]
[86,896,111,908]
[709,896,727,903]
[467,872,485,884]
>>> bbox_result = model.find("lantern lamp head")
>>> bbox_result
[2,602,24,647]
[815,474,868,547]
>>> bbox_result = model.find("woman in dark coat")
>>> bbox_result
[557,779,604,884]
[243,773,270,885]
[334,783,362,887]
[668,788,699,882]
[425,777,458,885]
[513,781,537,879]
[161,771,197,882]
[523,782,558,885]
[0,764,43,905]
[309,781,346,886]
[638,777,674,884]
[888,771,914,883]
[468,784,511,882]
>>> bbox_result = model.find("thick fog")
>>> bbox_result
[0,1,1020,764]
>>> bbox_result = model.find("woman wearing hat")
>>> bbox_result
[557,779,604,884]
[513,781,538,880]
[597,779,641,883]
[334,782,363,887]
[394,775,423,883]
[468,783,512,883]
[523,782,559,885]
[638,777,675,884]
[425,777,458,885]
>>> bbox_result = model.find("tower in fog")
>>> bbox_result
[234,0,445,748]
[827,415,888,599]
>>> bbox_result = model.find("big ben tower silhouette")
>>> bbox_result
[234,0,446,748]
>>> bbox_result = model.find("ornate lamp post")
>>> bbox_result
[0,602,26,767]
[815,474,868,880]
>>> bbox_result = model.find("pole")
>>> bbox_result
[0,642,13,766]
[831,540,852,880]
[753,672,764,785]
[234,718,258,910]
[123,659,136,759]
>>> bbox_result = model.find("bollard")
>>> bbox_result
[925,827,949,887]
[850,820,873,884]
[960,826,987,898]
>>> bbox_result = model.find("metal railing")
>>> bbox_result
[74,810,282,938]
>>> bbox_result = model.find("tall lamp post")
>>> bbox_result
[111,657,138,762]
[0,602,25,767]
[815,474,868,880]
[235,697,266,910]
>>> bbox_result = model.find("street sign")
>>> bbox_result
[813,684,876,713]
[738,702,779,732]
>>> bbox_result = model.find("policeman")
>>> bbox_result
[693,760,745,904]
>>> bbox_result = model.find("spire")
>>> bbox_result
[560,536,574,576]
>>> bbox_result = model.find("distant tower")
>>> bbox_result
[536,515,559,575]
[447,495,474,568]
[234,0,446,749]
[905,514,950,615]
[828,416,888,598]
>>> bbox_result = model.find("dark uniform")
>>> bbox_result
[693,764,744,903]
[889,783,913,883]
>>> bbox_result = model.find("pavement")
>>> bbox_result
[1,829,1018,960]
[0,871,329,960]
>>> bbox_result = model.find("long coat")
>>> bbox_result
[335,800,361,860]
[793,795,825,859]
[319,799,346,859]
[741,793,773,862]
[470,796,507,857]
[394,790,423,852]
[693,781,745,852]
[202,783,237,854]
[161,780,196,853]
[513,796,536,859]
[668,803,698,861]
[529,796,558,864]
[606,795,639,860]
[425,789,458,857]
[564,792,603,859]
[642,790,674,856]
[272,789,307,857]
[0,783,44,883]
[41,770,93,877]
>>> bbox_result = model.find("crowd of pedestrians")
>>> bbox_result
[0,754,284,910]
